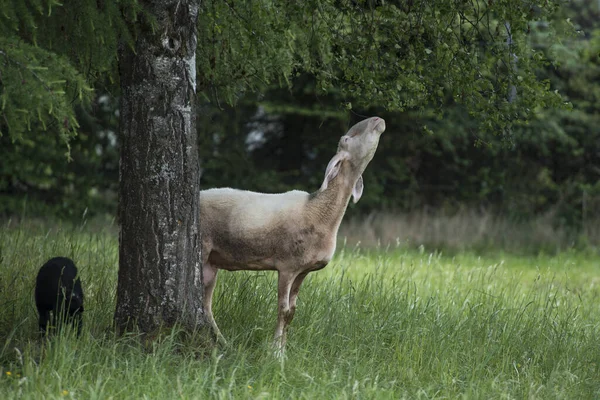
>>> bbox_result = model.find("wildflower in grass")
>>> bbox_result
[5,371,11,376]
[62,390,69,396]
[248,385,253,390]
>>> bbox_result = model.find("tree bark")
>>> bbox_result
[114,0,204,334]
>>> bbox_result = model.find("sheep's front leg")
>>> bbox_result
[273,271,295,355]
[287,272,308,325]
[38,310,50,336]
[203,263,226,346]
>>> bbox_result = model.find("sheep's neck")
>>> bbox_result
[308,167,357,234]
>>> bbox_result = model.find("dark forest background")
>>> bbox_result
[1,0,598,250]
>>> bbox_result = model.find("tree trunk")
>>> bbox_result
[114,0,204,334]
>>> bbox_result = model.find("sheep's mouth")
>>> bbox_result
[373,117,386,134]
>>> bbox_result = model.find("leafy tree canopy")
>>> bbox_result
[0,0,568,147]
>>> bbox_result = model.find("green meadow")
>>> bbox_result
[1,221,599,399]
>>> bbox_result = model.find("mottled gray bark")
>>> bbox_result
[114,0,204,334]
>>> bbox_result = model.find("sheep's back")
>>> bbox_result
[200,188,309,233]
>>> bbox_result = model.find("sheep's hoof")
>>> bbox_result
[216,334,228,347]
[272,346,286,361]
[209,324,227,347]
[271,338,286,360]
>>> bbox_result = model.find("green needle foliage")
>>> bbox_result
[0,38,90,146]
[197,0,568,133]
[0,0,144,145]
[1,0,568,144]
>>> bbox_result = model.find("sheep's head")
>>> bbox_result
[337,116,385,171]
[321,117,385,203]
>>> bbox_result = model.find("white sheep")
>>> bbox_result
[200,116,386,352]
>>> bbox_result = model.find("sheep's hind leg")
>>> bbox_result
[203,263,227,346]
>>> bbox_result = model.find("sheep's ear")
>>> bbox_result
[352,175,363,203]
[321,151,349,190]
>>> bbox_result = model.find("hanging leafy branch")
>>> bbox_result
[198,0,569,134]
[0,0,571,145]
[0,0,143,147]
[0,37,92,148]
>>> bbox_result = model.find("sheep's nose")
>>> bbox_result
[372,117,386,134]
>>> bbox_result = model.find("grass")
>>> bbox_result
[340,209,600,253]
[1,220,600,399]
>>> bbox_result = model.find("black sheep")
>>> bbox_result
[35,257,84,336]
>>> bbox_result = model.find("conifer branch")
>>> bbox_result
[0,48,55,95]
